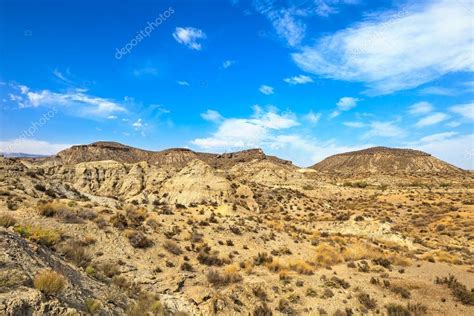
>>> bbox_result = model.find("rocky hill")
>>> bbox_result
[54,141,293,169]
[311,146,464,176]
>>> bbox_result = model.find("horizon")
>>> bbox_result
[0,0,473,169]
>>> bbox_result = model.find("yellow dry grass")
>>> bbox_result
[314,243,343,267]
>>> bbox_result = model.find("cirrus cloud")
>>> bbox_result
[292,0,474,95]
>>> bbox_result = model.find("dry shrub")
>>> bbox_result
[126,293,163,316]
[125,207,147,227]
[84,299,102,314]
[342,242,382,261]
[110,213,128,229]
[357,292,377,310]
[266,259,286,273]
[407,302,428,315]
[207,265,242,286]
[279,269,292,281]
[386,304,410,316]
[198,250,227,266]
[421,250,462,264]
[37,201,65,217]
[14,225,62,247]
[38,201,83,223]
[126,231,153,248]
[59,241,92,267]
[314,243,343,267]
[163,240,182,255]
[436,275,474,305]
[288,259,314,275]
[0,214,16,227]
[387,254,412,267]
[34,270,66,296]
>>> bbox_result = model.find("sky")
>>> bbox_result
[0,0,473,169]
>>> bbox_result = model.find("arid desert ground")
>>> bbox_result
[1,142,473,315]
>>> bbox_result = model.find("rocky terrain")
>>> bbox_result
[0,142,473,315]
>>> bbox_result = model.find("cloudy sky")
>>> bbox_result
[0,0,473,168]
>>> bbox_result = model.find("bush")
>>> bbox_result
[127,231,153,249]
[198,250,227,266]
[386,304,410,316]
[126,293,163,316]
[207,266,242,286]
[59,241,92,268]
[407,302,428,315]
[391,286,411,299]
[254,252,272,266]
[84,299,102,314]
[435,275,474,305]
[314,243,343,267]
[14,225,62,247]
[357,293,377,310]
[0,214,16,227]
[34,270,66,296]
[163,240,182,255]
[373,257,392,268]
[288,260,314,275]
[125,207,147,227]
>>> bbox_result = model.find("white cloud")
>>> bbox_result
[191,106,371,166]
[201,110,223,123]
[53,69,76,85]
[8,84,127,118]
[304,111,322,124]
[363,121,406,138]
[132,67,159,77]
[414,134,474,170]
[418,86,455,96]
[419,132,458,143]
[414,112,449,128]
[284,75,313,85]
[330,97,359,118]
[107,115,118,120]
[446,121,461,128]
[254,0,360,46]
[0,139,73,155]
[408,101,433,115]
[343,121,366,128]
[177,81,190,86]
[253,1,305,46]
[132,118,143,128]
[192,107,298,149]
[292,0,474,95]
[222,60,236,69]
[173,27,206,50]
[337,97,359,110]
[450,102,474,120]
[259,85,274,95]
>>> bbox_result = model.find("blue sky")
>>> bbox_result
[0,0,473,168]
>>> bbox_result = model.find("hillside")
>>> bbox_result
[311,146,464,176]
[0,144,473,315]
[54,141,293,169]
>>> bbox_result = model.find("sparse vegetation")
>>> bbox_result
[33,270,66,296]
